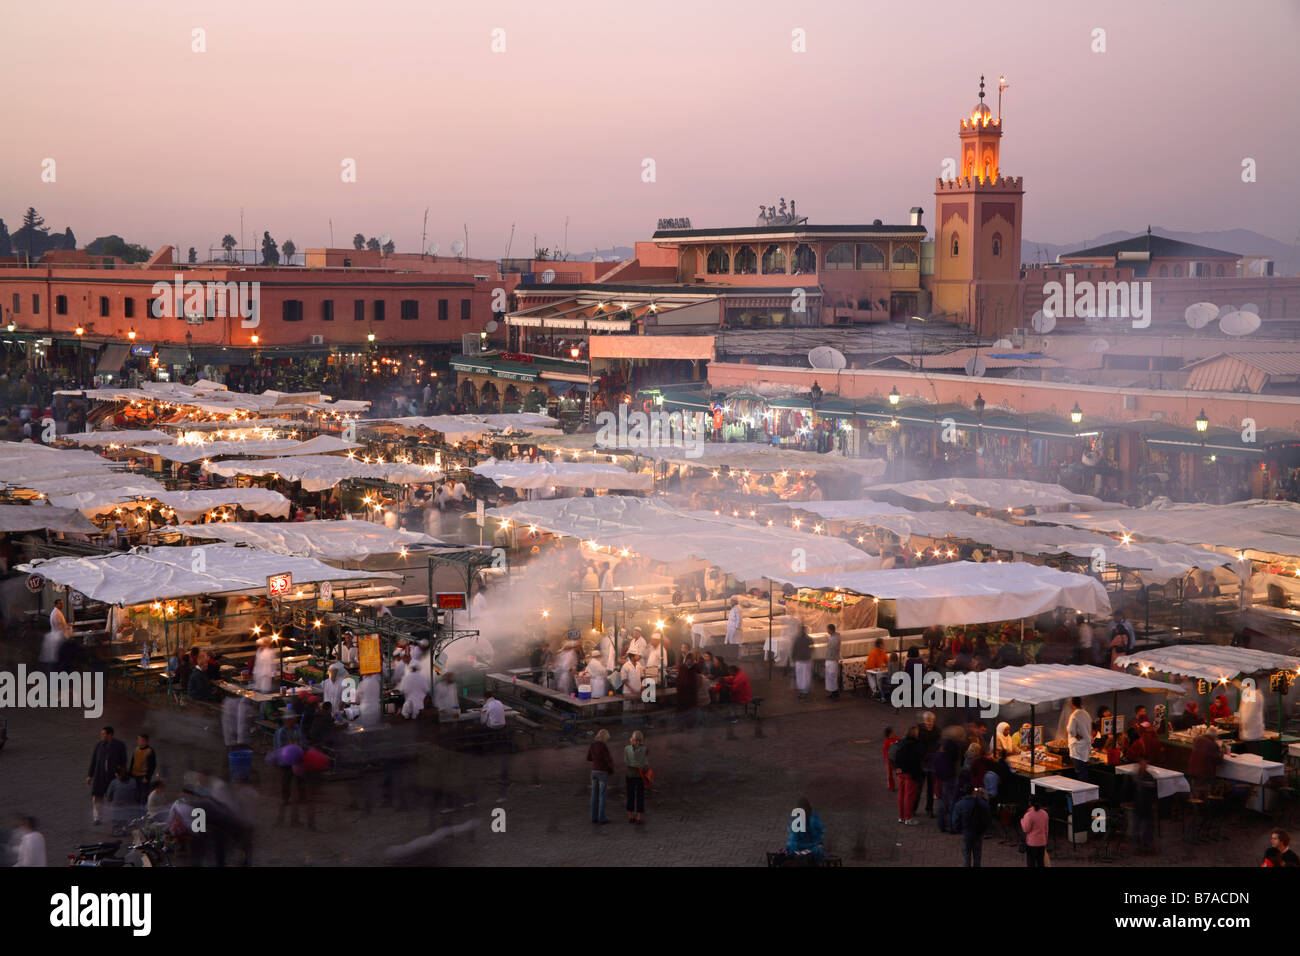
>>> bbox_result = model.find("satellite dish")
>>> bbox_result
[992,338,1013,350]
[808,346,847,370]
[485,320,499,333]
[541,268,556,284]
[1088,338,1110,353]
[1184,302,1218,329]
[1030,310,1056,334]
[964,356,987,377]
[1240,302,1260,315]
[1219,310,1261,336]
[1216,304,1237,319]
[450,239,466,257]
[427,242,439,256]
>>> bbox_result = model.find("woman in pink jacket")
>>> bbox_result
[1021,797,1049,867]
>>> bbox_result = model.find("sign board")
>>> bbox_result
[1115,715,1126,734]
[25,574,44,593]
[656,217,692,231]
[1101,717,1114,735]
[358,634,382,675]
[317,580,333,611]
[435,592,467,610]
[130,344,154,356]
[70,591,85,609]
[266,572,293,600]
[476,498,485,527]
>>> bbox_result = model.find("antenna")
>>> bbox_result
[421,208,429,259]
[463,224,469,260]
[329,218,334,246]
[505,222,515,261]
[563,216,569,261]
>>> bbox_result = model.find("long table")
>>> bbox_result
[1030,774,1100,806]
[1115,763,1191,799]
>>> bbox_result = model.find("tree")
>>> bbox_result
[381,239,395,255]
[188,247,197,264]
[281,239,297,263]
[0,219,9,256]
[352,233,365,250]
[16,207,49,259]
[221,234,237,260]
[365,237,380,251]
[63,227,76,249]
[85,235,152,263]
[261,231,279,266]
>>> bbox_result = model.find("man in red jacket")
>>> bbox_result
[724,665,751,722]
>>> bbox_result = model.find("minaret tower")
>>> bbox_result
[932,75,1025,336]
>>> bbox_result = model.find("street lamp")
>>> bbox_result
[75,325,85,384]
[128,327,137,341]
[1069,402,1083,426]
[1195,409,1209,434]
[973,393,985,420]
[888,386,900,406]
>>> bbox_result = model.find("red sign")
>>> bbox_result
[266,573,293,599]
[435,592,467,610]
[26,574,44,593]
[499,352,534,364]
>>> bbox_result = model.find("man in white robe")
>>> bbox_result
[824,624,841,700]
[433,672,460,719]
[554,641,579,694]
[399,665,430,719]
[321,662,347,715]
[595,631,616,671]
[724,597,743,647]
[357,672,381,729]
[252,637,278,693]
[625,627,648,662]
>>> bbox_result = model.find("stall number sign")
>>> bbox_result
[266,573,293,599]
[25,574,44,593]
[317,581,333,611]
[476,498,485,527]
[358,634,382,675]
[436,592,467,610]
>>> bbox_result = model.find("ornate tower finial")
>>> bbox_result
[978,74,985,102]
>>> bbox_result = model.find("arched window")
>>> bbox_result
[826,243,854,271]
[761,244,787,274]
[991,232,1003,257]
[792,243,816,274]
[950,233,960,257]
[733,245,757,275]
[1215,264,1224,276]
[1174,265,1183,277]
[892,245,919,269]
[855,243,884,270]
[705,246,729,274]
[1158,265,1168,277]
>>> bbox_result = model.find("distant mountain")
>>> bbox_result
[1022,228,1297,275]
[563,246,634,262]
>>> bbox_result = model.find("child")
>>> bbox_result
[883,726,900,791]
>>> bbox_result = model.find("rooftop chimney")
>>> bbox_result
[909,207,923,227]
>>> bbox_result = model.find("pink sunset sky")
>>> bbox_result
[2,0,1297,258]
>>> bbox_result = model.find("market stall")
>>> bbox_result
[471,458,652,493]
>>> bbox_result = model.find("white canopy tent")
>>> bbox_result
[42,475,169,513]
[935,663,1184,707]
[0,504,99,534]
[364,413,561,442]
[632,442,887,478]
[202,455,441,492]
[772,500,1231,585]
[168,519,446,561]
[772,561,1110,628]
[486,496,881,582]
[863,478,1110,511]
[17,543,399,605]
[1030,500,1300,561]
[1114,645,1300,683]
[128,434,360,465]
[472,459,652,492]
[0,443,126,486]
[70,381,367,417]
[60,430,175,447]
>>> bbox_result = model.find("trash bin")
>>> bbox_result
[228,749,253,782]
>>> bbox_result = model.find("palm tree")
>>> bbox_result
[221,234,237,261]
[281,239,297,264]
[352,233,365,250]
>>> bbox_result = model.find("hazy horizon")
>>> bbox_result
[4,0,1297,259]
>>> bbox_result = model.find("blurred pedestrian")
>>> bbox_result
[624,730,650,824]
[586,729,613,824]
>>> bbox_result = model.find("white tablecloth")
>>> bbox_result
[1115,763,1192,799]
[1217,752,1284,785]
[1030,775,1100,804]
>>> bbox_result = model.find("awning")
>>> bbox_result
[158,347,190,366]
[98,344,130,372]
[1114,645,1300,683]
[193,348,252,367]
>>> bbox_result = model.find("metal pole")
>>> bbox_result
[768,578,774,682]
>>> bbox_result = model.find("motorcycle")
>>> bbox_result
[68,817,173,867]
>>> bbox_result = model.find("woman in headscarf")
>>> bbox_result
[1209,694,1233,721]
[989,721,1019,759]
